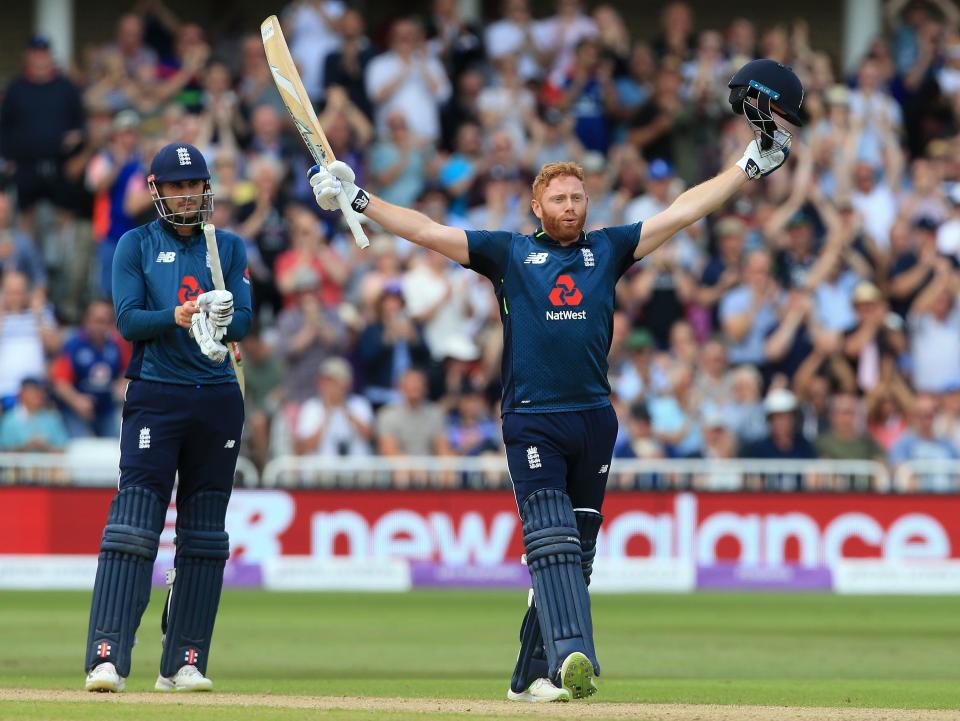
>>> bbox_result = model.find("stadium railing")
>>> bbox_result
[0,450,894,491]
[893,460,960,493]
[259,456,890,492]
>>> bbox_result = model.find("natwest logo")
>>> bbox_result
[548,274,582,306]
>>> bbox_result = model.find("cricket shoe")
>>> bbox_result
[85,662,125,692]
[507,677,572,702]
[155,665,213,692]
[559,651,598,699]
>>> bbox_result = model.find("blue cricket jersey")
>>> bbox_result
[112,219,252,385]
[465,223,641,414]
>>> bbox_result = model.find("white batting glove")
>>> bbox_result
[197,290,233,328]
[737,135,791,180]
[308,161,369,213]
[190,310,227,363]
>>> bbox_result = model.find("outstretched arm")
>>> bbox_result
[633,138,790,260]
[310,161,469,265]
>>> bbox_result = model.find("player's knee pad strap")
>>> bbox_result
[520,488,598,680]
[159,491,230,677]
[85,486,166,676]
[575,509,603,586]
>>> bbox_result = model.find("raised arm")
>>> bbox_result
[309,161,469,265]
[633,138,790,260]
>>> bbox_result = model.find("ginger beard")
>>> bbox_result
[531,175,589,244]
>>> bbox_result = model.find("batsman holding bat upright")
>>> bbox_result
[310,60,803,702]
[83,142,251,693]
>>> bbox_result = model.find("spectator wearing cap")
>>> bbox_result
[843,281,907,393]
[295,357,374,457]
[358,283,432,409]
[740,389,817,487]
[84,109,151,296]
[888,216,955,319]
[906,254,960,393]
[611,327,669,405]
[49,300,128,438]
[815,392,885,469]
[0,34,85,234]
[0,377,68,452]
[0,271,59,409]
[889,393,960,492]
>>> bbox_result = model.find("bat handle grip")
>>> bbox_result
[337,192,370,249]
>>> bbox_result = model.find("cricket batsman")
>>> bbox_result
[83,142,251,692]
[310,60,802,701]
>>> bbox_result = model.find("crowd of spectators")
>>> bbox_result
[3,0,960,491]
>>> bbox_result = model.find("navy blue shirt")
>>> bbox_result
[112,220,252,385]
[465,224,640,414]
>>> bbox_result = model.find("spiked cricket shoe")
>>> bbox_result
[155,664,213,692]
[507,677,572,702]
[559,651,597,699]
[85,662,125,692]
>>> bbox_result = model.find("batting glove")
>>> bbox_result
[308,161,369,213]
[737,135,791,180]
[197,290,233,328]
[190,310,227,363]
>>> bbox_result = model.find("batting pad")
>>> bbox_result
[520,488,598,680]
[86,486,166,676]
[512,506,604,690]
[159,491,230,677]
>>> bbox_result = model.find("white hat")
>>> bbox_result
[763,388,797,415]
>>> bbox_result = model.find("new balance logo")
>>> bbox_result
[548,275,582,306]
[224,440,235,449]
[156,251,176,263]
[176,147,192,166]
[526,446,541,470]
[599,464,609,474]
[524,252,549,265]
[581,248,595,267]
[138,427,151,450]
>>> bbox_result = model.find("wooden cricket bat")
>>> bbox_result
[260,14,370,249]
[202,222,246,398]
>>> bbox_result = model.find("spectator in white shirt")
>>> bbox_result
[0,271,59,408]
[365,18,452,143]
[484,0,550,81]
[907,260,960,393]
[282,0,345,101]
[294,357,373,457]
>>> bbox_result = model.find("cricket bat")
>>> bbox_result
[203,222,246,398]
[260,14,370,249]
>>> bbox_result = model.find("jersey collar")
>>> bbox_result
[533,227,590,247]
[156,218,203,243]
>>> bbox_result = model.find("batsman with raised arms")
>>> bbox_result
[83,142,251,693]
[310,60,802,702]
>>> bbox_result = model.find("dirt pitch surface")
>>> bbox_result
[2,690,958,721]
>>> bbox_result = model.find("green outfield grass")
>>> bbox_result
[0,590,957,720]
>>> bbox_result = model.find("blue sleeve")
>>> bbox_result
[603,222,642,276]
[463,230,513,283]
[222,232,253,342]
[112,230,177,342]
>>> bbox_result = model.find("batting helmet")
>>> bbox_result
[147,143,214,227]
[728,59,804,152]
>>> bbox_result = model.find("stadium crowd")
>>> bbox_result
[2,0,960,490]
